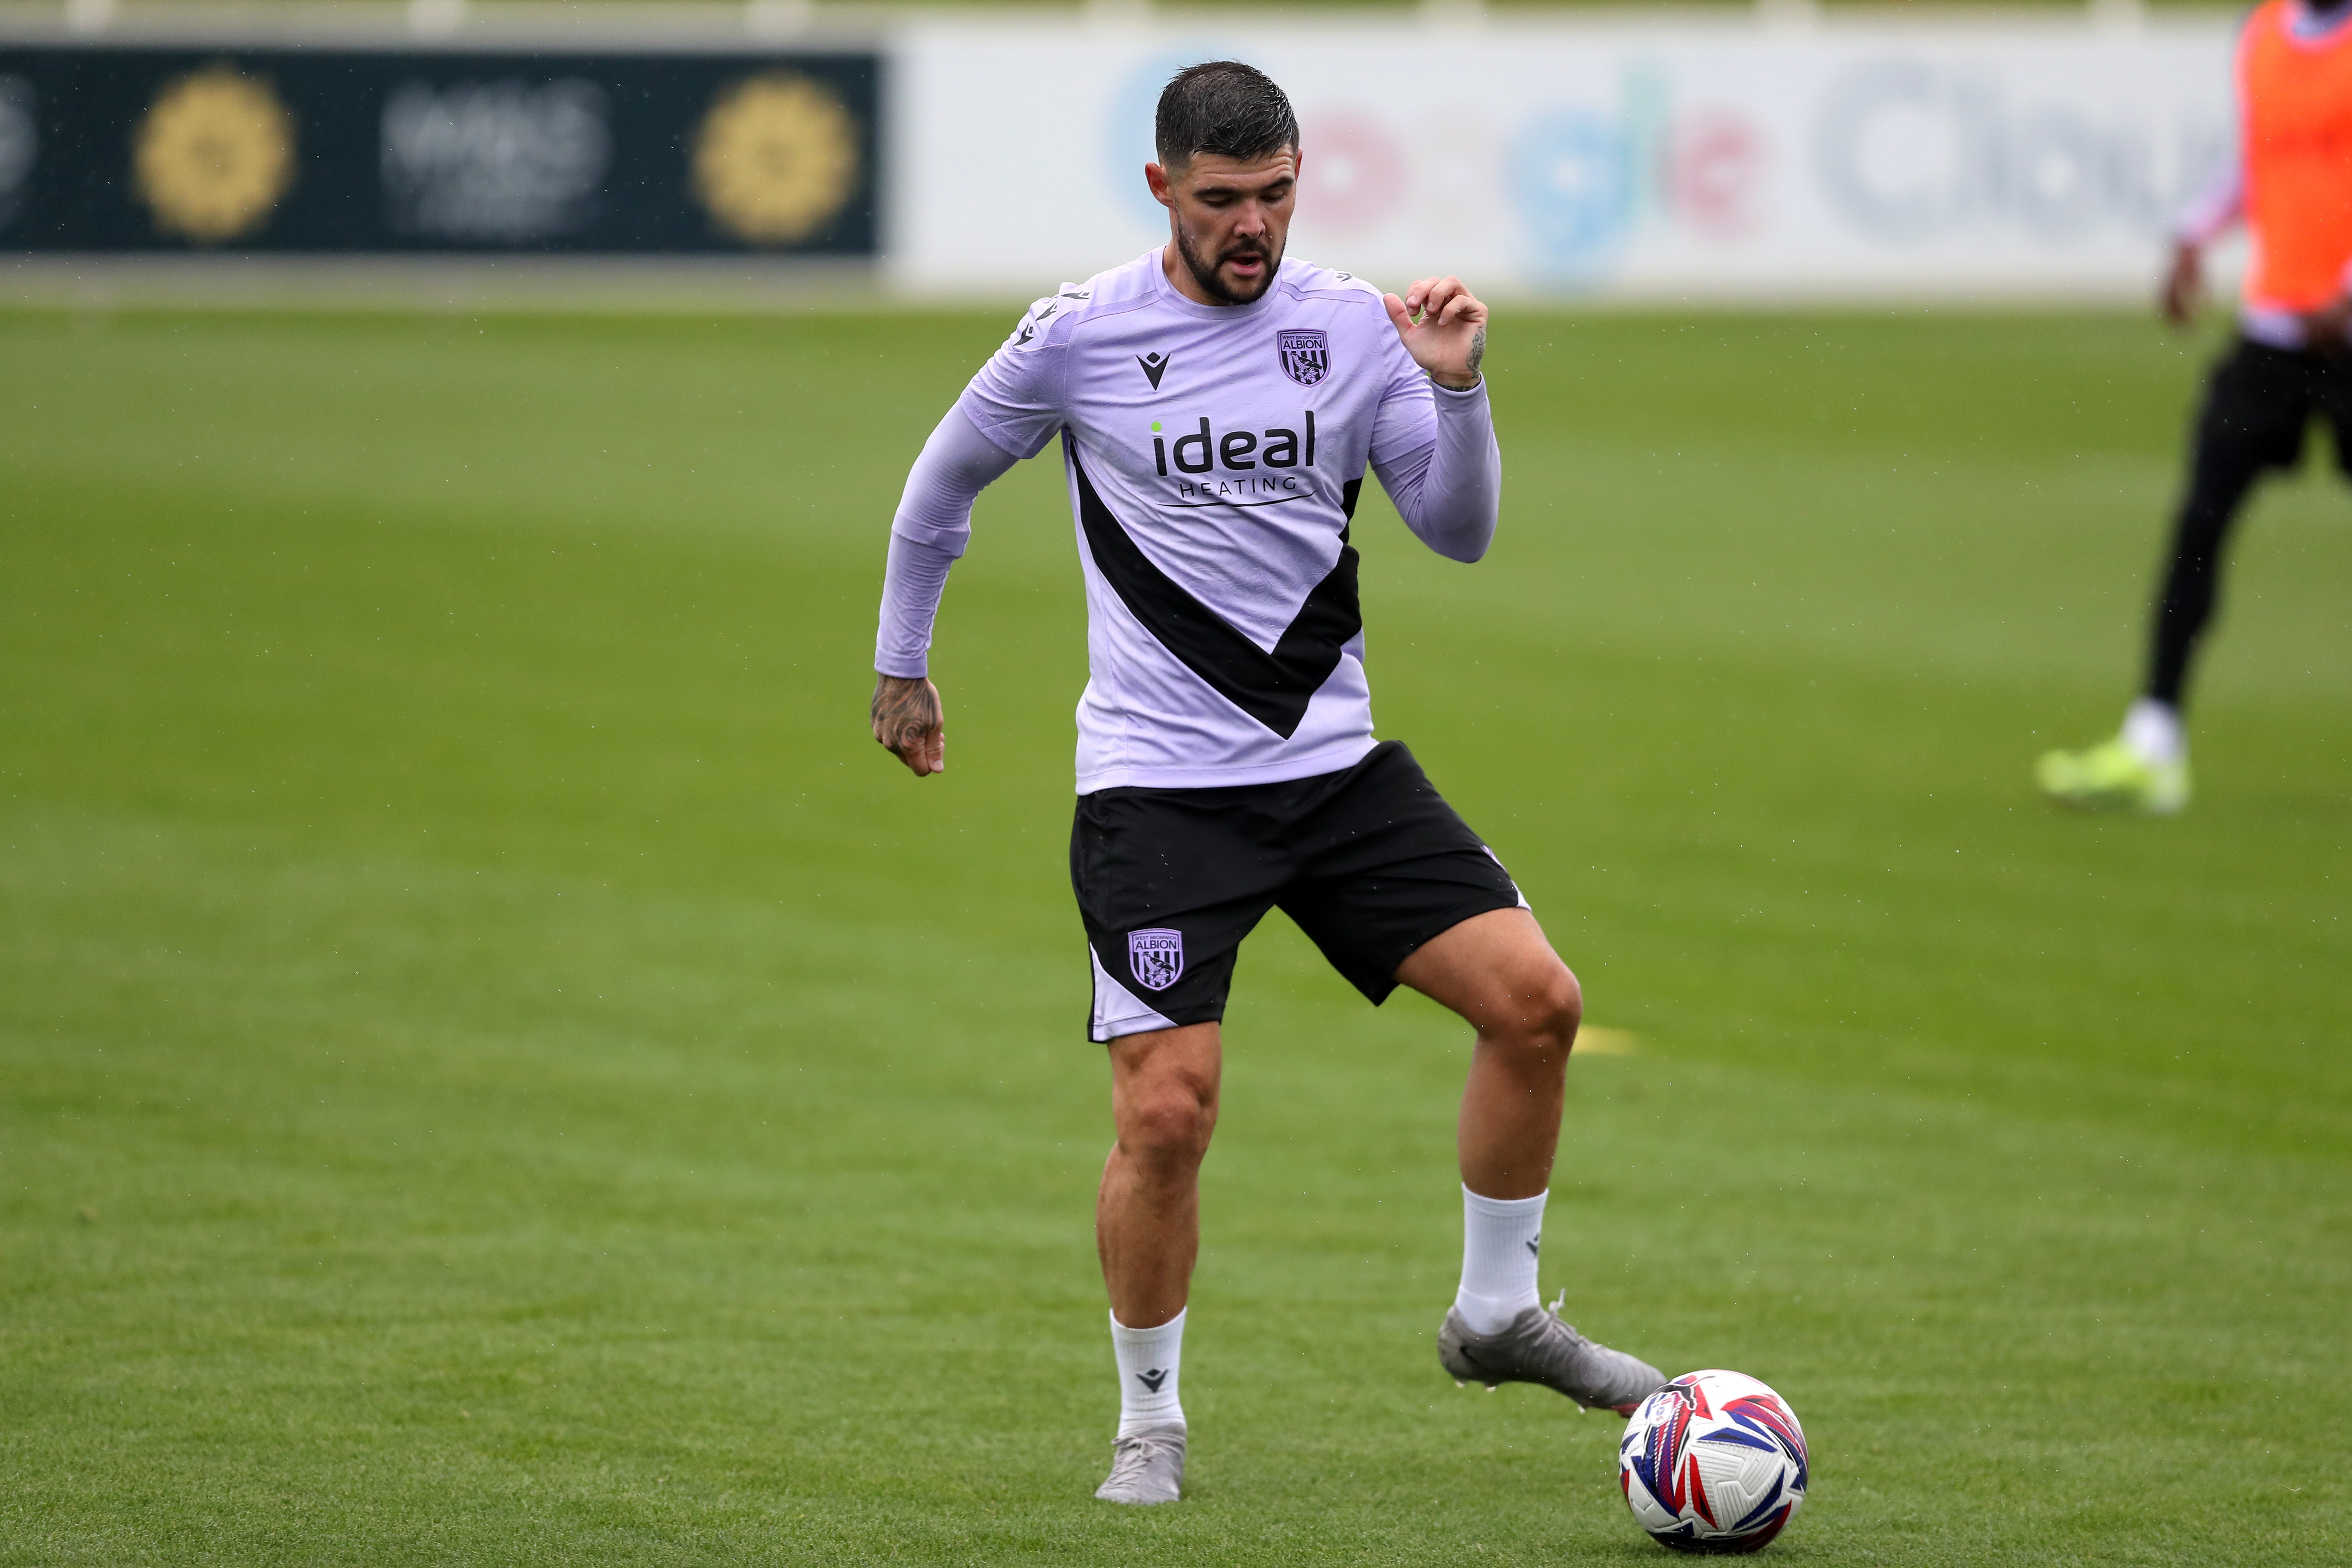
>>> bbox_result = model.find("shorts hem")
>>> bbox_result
[1089,1002,1225,1045]
[1354,890,1528,1006]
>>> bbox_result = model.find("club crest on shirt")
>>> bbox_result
[1276,328,1329,387]
[1128,928,1184,991]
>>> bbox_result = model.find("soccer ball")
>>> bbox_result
[1618,1370,1808,1554]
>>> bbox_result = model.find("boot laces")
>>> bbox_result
[1109,1428,1179,1479]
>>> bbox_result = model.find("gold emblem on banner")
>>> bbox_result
[692,73,859,246]
[133,65,295,243]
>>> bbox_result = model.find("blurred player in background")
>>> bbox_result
[869,63,1664,1504]
[2038,0,2352,814]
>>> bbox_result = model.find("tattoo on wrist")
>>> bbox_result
[871,675,940,750]
[1465,324,1486,380]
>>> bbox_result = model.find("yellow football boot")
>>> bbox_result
[2034,736,2191,815]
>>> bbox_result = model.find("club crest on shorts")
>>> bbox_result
[1277,328,1329,387]
[1128,928,1184,991]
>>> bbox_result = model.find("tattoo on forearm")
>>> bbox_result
[1465,324,1486,380]
[871,675,940,753]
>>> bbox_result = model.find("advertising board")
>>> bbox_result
[0,43,880,254]
[891,18,2239,302]
[0,15,2248,301]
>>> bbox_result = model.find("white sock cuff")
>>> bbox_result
[2123,698,2187,766]
[1462,1185,1548,1219]
[1109,1306,1186,1344]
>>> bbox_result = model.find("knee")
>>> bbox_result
[1535,965,1583,1054]
[1483,963,1581,1065]
[1119,1076,1217,1173]
[1551,967,1585,1044]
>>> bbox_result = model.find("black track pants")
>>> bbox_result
[2149,338,2352,708]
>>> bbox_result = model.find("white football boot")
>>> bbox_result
[1439,1291,1666,1415]
[1094,1422,1185,1504]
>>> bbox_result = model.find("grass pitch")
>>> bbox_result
[1,304,2346,1565]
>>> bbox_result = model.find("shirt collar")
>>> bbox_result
[1148,245,1286,323]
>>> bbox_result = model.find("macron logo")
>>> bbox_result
[1137,1368,1169,1393]
[1137,351,1170,391]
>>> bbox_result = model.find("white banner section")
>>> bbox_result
[890,17,2237,303]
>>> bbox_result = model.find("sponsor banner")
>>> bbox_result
[891,18,2237,301]
[0,45,879,253]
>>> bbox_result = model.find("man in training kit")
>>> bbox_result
[869,62,1665,1504]
[2038,0,2352,814]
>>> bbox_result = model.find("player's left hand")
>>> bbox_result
[1384,276,1487,391]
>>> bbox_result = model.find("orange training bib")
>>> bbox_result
[2240,0,2352,312]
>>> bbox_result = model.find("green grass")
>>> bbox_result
[0,304,2345,1565]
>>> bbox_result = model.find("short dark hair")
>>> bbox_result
[1155,61,1298,170]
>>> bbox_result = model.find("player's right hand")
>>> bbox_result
[2160,242,2202,329]
[2299,291,2352,356]
[871,674,945,777]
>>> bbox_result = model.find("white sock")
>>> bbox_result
[1110,1309,1185,1436]
[2122,698,2186,767]
[1456,1185,1546,1335]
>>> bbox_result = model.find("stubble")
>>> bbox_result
[1174,218,1279,306]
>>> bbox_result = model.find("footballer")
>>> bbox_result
[869,62,1665,1504]
[2038,0,2352,813]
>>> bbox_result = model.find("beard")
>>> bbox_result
[1173,219,1280,305]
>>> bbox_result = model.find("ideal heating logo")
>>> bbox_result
[1150,412,1318,500]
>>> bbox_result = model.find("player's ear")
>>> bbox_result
[1145,161,1176,211]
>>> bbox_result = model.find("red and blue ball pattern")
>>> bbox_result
[1619,1370,1808,1554]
